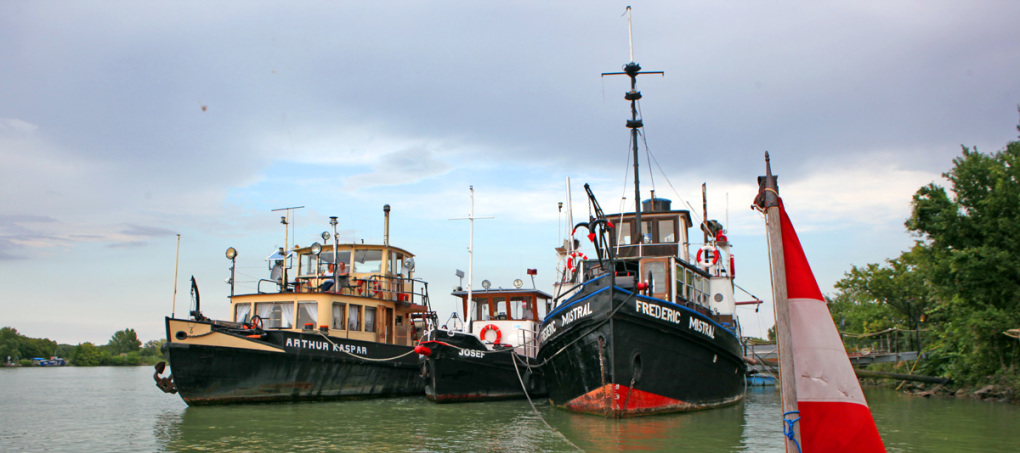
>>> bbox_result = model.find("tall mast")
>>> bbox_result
[602,6,663,269]
[450,186,492,333]
[756,153,800,450]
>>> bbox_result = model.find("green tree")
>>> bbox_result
[0,327,22,362]
[142,339,166,358]
[71,342,101,366]
[906,138,1020,384]
[107,328,142,354]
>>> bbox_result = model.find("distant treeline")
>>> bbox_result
[1,326,165,367]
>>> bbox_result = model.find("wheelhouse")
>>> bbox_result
[230,242,430,347]
[574,196,736,323]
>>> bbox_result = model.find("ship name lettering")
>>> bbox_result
[285,337,367,355]
[635,301,682,325]
[689,317,716,339]
[458,349,485,359]
[560,303,592,327]
[539,322,557,343]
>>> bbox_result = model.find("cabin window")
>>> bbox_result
[658,219,675,243]
[318,251,352,275]
[297,302,317,328]
[256,302,294,329]
[365,307,377,333]
[511,297,534,320]
[348,304,362,331]
[473,297,489,321]
[641,221,653,244]
[234,303,252,323]
[390,252,405,275]
[332,302,346,330]
[354,250,383,274]
[619,220,633,245]
[494,297,508,320]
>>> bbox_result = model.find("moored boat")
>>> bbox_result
[419,284,551,402]
[536,10,747,417]
[155,205,437,405]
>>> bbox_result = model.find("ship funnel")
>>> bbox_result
[383,204,391,247]
[641,197,671,212]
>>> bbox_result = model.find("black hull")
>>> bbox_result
[537,276,746,416]
[419,335,545,403]
[165,318,423,405]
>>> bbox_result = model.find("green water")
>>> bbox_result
[1,366,1017,452]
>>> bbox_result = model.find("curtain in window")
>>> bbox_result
[332,303,345,329]
[234,303,251,323]
[365,307,377,332]
[256,302,295,328]
[297,302,317,328]
[348,305,360,330]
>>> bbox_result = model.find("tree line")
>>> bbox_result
[0,326,165,366]
[826,120,1020,392]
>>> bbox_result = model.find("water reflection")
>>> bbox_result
[548,393,760,452]
[154,398,575,452]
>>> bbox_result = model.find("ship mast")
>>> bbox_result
[450,186,492,333]
[602,6,662,282]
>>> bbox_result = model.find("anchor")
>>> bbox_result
[153,361,177,394]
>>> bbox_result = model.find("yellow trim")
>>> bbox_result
[167,319,285,353]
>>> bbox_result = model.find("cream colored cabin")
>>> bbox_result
[229,243,429,347]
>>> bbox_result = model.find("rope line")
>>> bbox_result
[510,351,584,451]
[783,410,802,453]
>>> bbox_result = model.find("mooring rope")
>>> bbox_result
[511,351,584,451]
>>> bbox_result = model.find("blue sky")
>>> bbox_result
[2,1,1018,344]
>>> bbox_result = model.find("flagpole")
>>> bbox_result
[757,152,800,451]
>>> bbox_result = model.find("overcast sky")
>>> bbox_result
[2,1,1018,345]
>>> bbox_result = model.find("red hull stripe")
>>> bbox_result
[799,401,885,452]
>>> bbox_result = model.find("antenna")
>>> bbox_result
[626,6,634,63]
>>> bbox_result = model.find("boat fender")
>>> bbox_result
[567,251,588,271]
[479,324,502,344]
[414,345,432,357]
[696,246,719,267]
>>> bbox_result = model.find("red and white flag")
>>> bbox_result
[778,198,886,452]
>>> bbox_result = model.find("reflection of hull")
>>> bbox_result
[538,277,746,417]
[165,318,422,405]
[420,335,546,403]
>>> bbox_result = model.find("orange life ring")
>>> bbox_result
[479,324,501,344]
[696,246,719,267]
[358,278,381,297]
[567,251,588,271]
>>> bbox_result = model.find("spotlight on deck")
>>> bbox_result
[310,242,322,256]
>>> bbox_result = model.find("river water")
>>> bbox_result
[1,367,1017,452]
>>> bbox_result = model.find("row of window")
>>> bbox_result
[234,301,378,332]
[298,249,409,277]
[471,296,539,322]
[617,218,677,245]
[678,265,710,306]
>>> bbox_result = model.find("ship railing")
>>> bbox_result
[270,274,431,306]
[514,324,541,358]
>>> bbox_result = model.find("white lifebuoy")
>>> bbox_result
[696,246,720,267]
[479,324,502,344]
[567,251,588,271]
